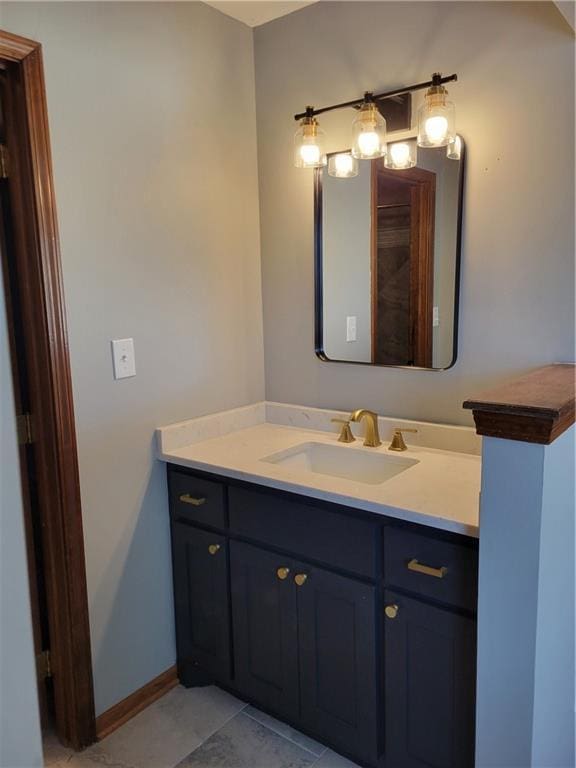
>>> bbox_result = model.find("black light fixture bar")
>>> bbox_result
[294,73,458,121]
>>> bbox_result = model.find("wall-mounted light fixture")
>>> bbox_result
[294,109,327,168]
[351,95,387,159]
[294,72,459,175]
[417,73,456,147]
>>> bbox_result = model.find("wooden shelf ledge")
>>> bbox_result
[463,364,575,444]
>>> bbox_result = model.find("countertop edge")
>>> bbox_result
[159,451,479,540]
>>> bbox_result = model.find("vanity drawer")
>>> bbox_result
[229,486,378,579]
[384,527,478,612]
[169,470,226,529]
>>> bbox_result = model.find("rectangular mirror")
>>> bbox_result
[315,138,464,369]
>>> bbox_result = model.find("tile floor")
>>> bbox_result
[44,685,361,768]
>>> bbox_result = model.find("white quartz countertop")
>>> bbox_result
[157,405,481,537]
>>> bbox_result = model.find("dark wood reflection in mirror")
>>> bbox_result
[371,166,435,367]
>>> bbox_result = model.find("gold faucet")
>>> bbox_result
[388,428,418,452]
[350,409,381,447]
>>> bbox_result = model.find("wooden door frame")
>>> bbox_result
[371,165,435,367]
[0,29,96,748]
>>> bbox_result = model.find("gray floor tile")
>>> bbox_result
[43,731,75,766]
[243,706,325,757]
[311,749,361,768]
[177,711,316,768]
[71,685,246,768]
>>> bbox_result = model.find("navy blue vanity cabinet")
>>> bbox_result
[297,563,378,764]
[383,527,478,768]
[171,523,232,686]
[230,541,380,764]
[168,465,478,768]
[230,541,300,722]
[383,591,477,768]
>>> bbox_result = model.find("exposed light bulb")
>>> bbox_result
[300,143,321,166]
[385,141,416,170]
[334,153,353,175]
[357,131,380,157]
[424,115,448,144]
[390,143,410,166]
[328,152,358,178]
[352,99,387,159]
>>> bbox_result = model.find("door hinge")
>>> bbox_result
[0,144,8,178]
[17,413,34,445]
[37,650,52,680]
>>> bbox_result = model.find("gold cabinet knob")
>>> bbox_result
[294,573,308,587]
[208,544,221,556]
[277,567,290,580]
[385,604,399,619]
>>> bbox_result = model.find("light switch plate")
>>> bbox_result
[433,306,440,327]
[346,315,357,342]
[111,338,136,379]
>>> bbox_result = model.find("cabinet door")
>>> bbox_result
[172,524,231,682]
[384,590,476,768]
[297,564,379,765]
[230,541,299,721]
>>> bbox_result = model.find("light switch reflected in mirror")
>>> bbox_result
[315,137,464,370]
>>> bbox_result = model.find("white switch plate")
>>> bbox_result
[433,306,440,327]
[346,315,357,342]
[111,338,136,379]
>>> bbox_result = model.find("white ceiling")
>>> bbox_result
[204,1,317,27]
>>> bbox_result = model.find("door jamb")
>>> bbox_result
[0,29,96,748]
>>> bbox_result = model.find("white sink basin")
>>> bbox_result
[261,442,418,486]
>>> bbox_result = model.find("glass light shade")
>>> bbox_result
[385,141,417,170]
[447,134,462,160]
[294,117,327,168]
[352,102,387,159]
[417,86,456,148]
[327,152,358,178]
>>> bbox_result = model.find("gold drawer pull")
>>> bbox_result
[294,573,308,587]
[277,567,290,580]
[208,544,221,556]
[407,558,448,579]
[179,494,207,507]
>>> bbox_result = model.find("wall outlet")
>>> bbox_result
[433,306,440,327]
[346,316,357,342]
[111,338,136,379]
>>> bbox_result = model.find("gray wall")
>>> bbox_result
[0,264,43,766]
[322,160,372,362]
[1,1,264,715]
[476,428,575,767]
[416,146,461,368]
[255,1,575,425]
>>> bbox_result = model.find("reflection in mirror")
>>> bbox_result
[316,138,464,369]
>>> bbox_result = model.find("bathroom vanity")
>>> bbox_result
[158,404,480,768]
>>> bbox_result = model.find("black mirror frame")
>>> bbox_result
[314,138,466,371]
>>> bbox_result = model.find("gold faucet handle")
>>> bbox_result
[331,418,355,443]
[389,428,418,452]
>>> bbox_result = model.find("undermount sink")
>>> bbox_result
[261,441,418,486]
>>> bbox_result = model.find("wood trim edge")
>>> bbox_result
[1,32,96,748]
[95,666,178,740]
[0,29,40,62]
[463,364,575,444]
